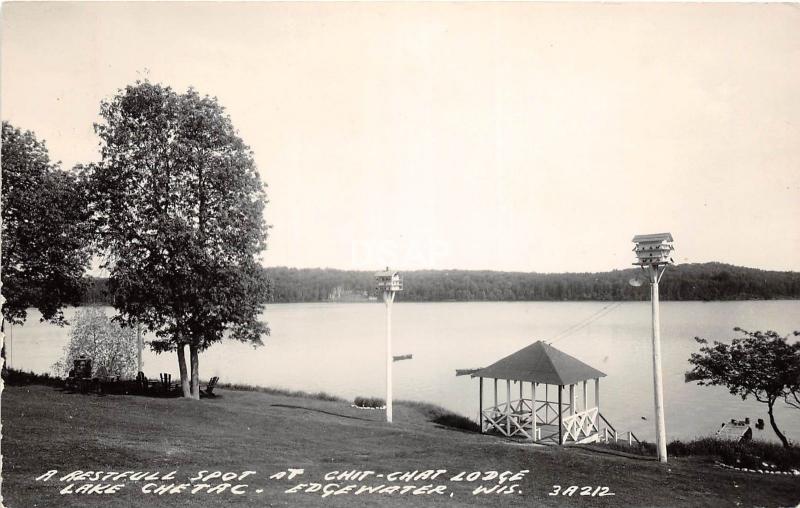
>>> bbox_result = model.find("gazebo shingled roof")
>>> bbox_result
[473,340,606,386]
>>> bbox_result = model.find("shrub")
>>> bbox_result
[397,400,481,432]
[430,412,481,432]
[667,438,800,470]
[597,437,800,470]
[2,368,64,387]
[354,396,385,408]
[52,307,138,379]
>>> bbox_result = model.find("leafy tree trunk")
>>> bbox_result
[177,343,190,398]
[190,344,200,400]
[767,400,789,448]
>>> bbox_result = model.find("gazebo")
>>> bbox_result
[473,340,606,445]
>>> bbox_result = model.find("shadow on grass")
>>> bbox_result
[3,368,184,399]
[4,369,477,433]
[271,403,373,422]
[216,382,345,403]
[574,444,659,462]
[63,385,183,399]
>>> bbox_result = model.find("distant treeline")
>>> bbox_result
[82,263,800,305]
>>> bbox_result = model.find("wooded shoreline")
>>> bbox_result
[82,262,800,305]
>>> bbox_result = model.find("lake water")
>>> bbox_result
[8,301,800,444]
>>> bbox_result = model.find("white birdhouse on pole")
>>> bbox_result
[375,268,402,423]
[632,233,674,267]
[632,232,674,464]
[375,269,403,292]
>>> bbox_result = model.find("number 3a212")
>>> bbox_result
[549,485,614,497]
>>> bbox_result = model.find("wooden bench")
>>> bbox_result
[64,357,95,393]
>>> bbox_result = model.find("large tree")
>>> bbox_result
[86,81,270,399]
[687,328,800,447]
[1,122,92,329]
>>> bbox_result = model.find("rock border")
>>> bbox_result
[715,461,800,476]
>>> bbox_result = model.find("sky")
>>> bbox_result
[2,2,799,273]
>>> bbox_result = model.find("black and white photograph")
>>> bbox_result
[1,2,799,507]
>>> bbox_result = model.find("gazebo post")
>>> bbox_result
[531,382,537,441]
[506,379,511,436]
[518,381,523,412]
[569,384,575,416]
[493,378,498,410]
[595,377,600,429]
[558,385,563,445]
[582,380,587,412]
[479,377,484,434]
[545,385,549,422]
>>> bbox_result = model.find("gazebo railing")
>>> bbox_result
[481,398,618,446]
[481,398,572,439]
[535,399,570,426]
[481,399,535,438]
[598,412,640,445]
[561,407,599,444]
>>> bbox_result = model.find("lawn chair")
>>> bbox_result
[65,368,77,391]
[65,356,93,393]
[136,371,150,394]
[201,376,219,397]
[159,373,172,393]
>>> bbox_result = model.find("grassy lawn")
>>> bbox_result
[2,383,799,507]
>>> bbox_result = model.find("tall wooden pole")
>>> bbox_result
[136,322,143,374]
[650,265,668,463]
[385,291,394,423]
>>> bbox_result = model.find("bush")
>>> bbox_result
[354,396,385,408]
[667,438,800,470]
[430,412,481,432]
[52,307,138,379]
[397,400,481,432]
[2,368,64,387]
[597,437,800,470]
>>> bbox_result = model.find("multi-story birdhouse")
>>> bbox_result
[375,268,403,293]
[632,233,674,267]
